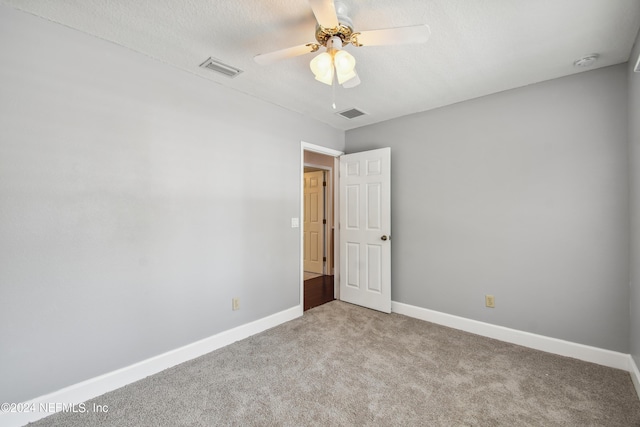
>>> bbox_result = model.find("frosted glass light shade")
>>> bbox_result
[310,52,334,85]
[334,50,356,84]
[342,71,360,88]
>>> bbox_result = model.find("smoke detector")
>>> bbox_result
[573,54,599,68]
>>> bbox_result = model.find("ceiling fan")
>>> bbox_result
[253,0,430,88]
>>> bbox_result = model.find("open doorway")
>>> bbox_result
[301,143,342,311]
[303,153,333,310]
[300,142,392,314]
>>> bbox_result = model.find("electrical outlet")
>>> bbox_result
[232,298,240,311]
[485,295,495,308]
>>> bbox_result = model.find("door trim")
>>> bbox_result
[300,142,344,311]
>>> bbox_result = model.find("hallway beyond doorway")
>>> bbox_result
[304,275,334,311]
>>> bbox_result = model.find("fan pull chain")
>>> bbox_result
[331,68,337,109]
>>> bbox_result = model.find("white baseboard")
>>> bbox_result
[0,305,302,427]
[391,301,629,371]
[630,355,640,400]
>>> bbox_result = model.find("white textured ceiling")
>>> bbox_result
[3,0,640,130]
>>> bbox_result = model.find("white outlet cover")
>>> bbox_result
[291,218,299,228]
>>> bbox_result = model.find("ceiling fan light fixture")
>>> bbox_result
[310,51,334,85]
[315,68,334,85]
[341,71,360,88]
[334,50,356,84]
[254,0,432,90]
[336,67,356,85]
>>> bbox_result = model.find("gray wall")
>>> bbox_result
[630,31,640,368]
[346,65,630,352]
[0,6,344,403]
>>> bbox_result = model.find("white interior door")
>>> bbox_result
[339,147,391,313]
[304,171,325,274]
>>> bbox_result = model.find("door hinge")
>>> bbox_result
[323,257,327,262]
[323,219,327,224]
[323,181,327,187]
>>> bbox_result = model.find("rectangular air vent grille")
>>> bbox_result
[199,57,243,78]
[337,108,367,119]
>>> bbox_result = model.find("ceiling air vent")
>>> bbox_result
[337,108,367,119]
[199,57,243,78]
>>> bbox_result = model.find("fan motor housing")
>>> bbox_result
[315,22,353,47]
[315,4,354,47]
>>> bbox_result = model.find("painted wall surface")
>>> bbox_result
[346,65,630,352]
[0,5,344,403]
[630,31,640,368]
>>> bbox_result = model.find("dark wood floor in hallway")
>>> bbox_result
[304,275,334,311]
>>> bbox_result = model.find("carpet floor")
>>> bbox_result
[29,301,640,426]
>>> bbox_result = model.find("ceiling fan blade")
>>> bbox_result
[308,0,339,28]
[254,44,318,65]
[354,24,431,47]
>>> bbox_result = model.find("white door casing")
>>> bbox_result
[304,170,325,274]
[339,147,391,313]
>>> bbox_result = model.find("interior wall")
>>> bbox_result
[0,5,344,403]
[346,64,630,352]
[304,151,336,169]
[629,30,640,368]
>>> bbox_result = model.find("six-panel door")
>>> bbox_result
[339,147,391,313]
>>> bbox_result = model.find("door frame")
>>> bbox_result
[300,141,343,311]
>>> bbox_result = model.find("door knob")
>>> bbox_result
[381,235,388,241]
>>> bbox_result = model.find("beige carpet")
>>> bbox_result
[29,301,640,426]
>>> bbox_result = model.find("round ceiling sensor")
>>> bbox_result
[573,54,599,68]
